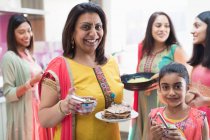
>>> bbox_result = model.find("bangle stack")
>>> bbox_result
[25,80,33,90]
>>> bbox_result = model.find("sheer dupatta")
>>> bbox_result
[38,56,75,140]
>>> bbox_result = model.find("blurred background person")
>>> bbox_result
[186,11,210,136]
[1,14,44,140]
[128,11,191,140]
[38,2,123,140]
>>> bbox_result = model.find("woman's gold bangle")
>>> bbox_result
[58,100,71,116]
[58,100,66,116]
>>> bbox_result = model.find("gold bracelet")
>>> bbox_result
[58,100,66,116]
[58,100,71,116]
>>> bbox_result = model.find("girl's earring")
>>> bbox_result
[71,40,75,49]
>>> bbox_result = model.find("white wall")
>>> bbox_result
[44,0,88,42]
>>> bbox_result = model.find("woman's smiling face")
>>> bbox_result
[152,15,170,44]
[191,17,207,46]
[14,22,32,48]
[73,12,104,55]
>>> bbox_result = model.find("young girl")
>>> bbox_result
[147,62,209,140]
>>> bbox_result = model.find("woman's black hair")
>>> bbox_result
[158,62,189,85]
[142,11,180,55]
[7,14,34,55]
[188,11,210,68]
[62,2,107,65]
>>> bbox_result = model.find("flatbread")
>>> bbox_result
[103,104,131,119]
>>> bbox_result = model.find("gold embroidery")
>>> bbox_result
[42,78,57,91]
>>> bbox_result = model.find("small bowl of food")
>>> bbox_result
[121,72,158,91]
[79,97,97,114]
[70,95,97,114]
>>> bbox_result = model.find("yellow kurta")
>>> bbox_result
[54,57,124,140]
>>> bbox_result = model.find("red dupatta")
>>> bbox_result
[133,43,143,111]
[39,56,75,140]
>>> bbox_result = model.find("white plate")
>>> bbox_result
[95,110,139,123]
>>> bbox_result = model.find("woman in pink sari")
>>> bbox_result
[38,2,123,140]
[186,11,210,137]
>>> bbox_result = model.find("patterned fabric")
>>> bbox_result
[139,44,177,73]
[41,78,57,91]
[1,50,44,140]
[191,65,210,134]
[149,107,206,140]
[129,43,179,140]
[39,56,123,140]
[93,67,114,108]
[191,65,210,87]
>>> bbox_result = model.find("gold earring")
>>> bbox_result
[71,40,74,49]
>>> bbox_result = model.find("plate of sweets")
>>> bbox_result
[95,104,138,123]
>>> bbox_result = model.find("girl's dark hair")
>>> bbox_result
[7,14,34,55]
[188,11,210,68]
[142,11,179,55]
[158,62,189,85]
[62,2,107,65]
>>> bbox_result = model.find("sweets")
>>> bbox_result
[103,104,131,119]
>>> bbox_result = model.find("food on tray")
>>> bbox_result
[127,77,149,83]
[103,104,131,119]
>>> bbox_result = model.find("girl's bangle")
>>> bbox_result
[25,80,33,90]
